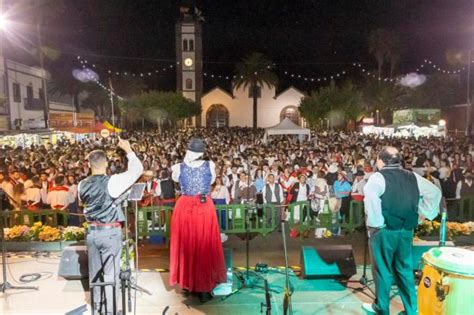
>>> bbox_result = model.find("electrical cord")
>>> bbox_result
[19,273,41,283]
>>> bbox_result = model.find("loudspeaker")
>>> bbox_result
[58,244,89,279]
[300,245,356,279]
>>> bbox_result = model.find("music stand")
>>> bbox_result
[121,183,150,314]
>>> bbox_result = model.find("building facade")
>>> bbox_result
[201,85,306,128]
[0,58,79,131]
[175,6,203,126]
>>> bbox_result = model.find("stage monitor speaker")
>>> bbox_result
[411,240,454,271]
[58,244,89,280]
[300,245,356,279]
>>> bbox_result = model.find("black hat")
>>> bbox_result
[187,137,205,153]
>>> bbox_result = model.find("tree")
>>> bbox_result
[401,74,464,109]
[81,76,147,121]
[299,81,364,129]
[363,79,406,124]
[119,91,200,129]
[233,53,278,129]
[369,29,390,78]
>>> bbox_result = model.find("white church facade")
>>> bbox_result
[201,85,306,128]
[176,6,307,128]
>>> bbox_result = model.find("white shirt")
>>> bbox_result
[47,187,75,209]
[211,185,230,203]
[363,171,441,228]
[23,187,41,205]
[171,151,216,185]
[296,184,308,202]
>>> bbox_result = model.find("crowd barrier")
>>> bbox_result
[3,195,473,234]
[1,209,69,227]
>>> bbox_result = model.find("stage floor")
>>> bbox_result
[0,254,407,315]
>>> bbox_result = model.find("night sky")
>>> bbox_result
[8,0,474,92]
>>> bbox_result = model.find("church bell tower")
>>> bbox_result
[176,4,203,126]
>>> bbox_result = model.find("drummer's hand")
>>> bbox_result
[118,137,132,154]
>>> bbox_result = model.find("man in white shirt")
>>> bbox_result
[362,147,441,315]
[47,175,75,210]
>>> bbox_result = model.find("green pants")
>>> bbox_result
[369,228,417,315]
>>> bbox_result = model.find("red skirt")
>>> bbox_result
[169,195,226,292]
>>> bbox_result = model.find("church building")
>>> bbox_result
[176,6,306,128]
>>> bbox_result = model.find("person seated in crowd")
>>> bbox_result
[47,175,74,210]
[456,171,474,199]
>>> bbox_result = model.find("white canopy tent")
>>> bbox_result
[263,118,311,143]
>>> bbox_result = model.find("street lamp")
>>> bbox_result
[0,14,9,31]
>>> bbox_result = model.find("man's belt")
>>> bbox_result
[88,222,121,231]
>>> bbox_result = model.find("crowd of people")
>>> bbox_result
[0,127,472,227]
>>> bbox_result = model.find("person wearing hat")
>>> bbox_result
[362,146,441,315]
[169,138,226,302]
[333,171,352,232]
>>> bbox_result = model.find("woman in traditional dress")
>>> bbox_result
[169,138,226,302]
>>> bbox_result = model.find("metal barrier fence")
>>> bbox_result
[287,200,365,236]
[0,209,69,227]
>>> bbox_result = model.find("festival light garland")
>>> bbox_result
[76,54,471,87]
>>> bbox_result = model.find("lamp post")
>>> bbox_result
[376,109,380,126]
[0,11,10,130]
[466,50,472,137]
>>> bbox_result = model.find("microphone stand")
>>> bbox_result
[439,206,447,247]
[0,189,38,292]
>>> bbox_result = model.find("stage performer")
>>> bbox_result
[170,137,226,302]
[362,146,441,315]
[78,137,143,314]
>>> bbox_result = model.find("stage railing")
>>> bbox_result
[136,206,173,238]
[0,209,69,227]
[458,195,474,222]
[287,200,365,236]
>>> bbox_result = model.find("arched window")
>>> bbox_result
[280,105,300,125]
[206,104,229,128]
[189,39,194,51]
[183,39,188,51]
[185,78,193,90]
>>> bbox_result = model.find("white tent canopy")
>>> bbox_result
[263,118,311,143]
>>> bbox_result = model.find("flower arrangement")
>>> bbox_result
[415,220,474,240]
[38,226,61,242]
[63,226,85,241]
[3,222,86,242]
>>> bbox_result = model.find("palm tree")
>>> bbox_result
[368,29,390,78]
[233,53,278,129]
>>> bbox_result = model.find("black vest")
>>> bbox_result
[265,183,281,203]
[460,181,474,197]
[379,166,420,230]
[160,179,175,199]
[79,175,125,223]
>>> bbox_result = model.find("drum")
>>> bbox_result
[418,247,474,315]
